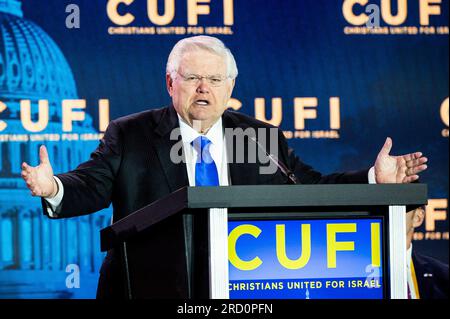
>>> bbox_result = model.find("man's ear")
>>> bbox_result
[166,73,173,96]
[227,78,236,99]
[413,207,425,228]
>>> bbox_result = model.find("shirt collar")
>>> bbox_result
[177,114,223,145]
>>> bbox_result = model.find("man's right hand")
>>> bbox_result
[21,145,57,198]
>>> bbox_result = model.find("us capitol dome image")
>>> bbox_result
[0,0,111,298]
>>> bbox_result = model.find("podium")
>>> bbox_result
[100,184,427,299]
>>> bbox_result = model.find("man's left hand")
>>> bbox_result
[374,137,428,184]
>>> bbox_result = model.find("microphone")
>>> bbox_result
[249,136,299,184]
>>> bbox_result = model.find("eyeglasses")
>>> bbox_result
[174,71,230,87]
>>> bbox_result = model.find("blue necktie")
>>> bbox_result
[192,136,219,186]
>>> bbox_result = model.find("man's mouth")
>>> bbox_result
[194,99,209,106]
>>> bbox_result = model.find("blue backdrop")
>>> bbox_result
[0,0,448,298]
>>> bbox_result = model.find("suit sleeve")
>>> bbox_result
[277,130,369,184]
[42,120,123,218]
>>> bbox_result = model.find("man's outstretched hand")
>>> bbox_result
[374,137,428,184]
[21,145,57,198]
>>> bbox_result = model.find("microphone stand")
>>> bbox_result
[249,137,299,185]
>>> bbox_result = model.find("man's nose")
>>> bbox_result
[196,79,210,93]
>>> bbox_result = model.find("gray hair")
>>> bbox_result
[166,36,238,79]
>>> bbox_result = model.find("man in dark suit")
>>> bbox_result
[21,36,428,298]
[406,207,448,299]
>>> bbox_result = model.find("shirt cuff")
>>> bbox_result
[368,166,377,184]
[45,176,64,217]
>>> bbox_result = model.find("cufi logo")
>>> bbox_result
[228,97,341,139]
[107,0,234,26]
[228,97,341,130]
[228,223,381,271]
[0,100,110,133]
[425,199,448,232]
[342,0,444,26]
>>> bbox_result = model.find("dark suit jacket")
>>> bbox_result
[413,250,449,299]
[43,106,369,298]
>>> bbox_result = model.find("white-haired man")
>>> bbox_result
[21,36,428,298]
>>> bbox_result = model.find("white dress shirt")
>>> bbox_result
[177,115,230,187]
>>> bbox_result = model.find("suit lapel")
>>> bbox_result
[152,106,189,192]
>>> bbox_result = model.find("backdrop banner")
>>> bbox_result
[0,0,448,298]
